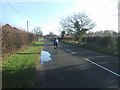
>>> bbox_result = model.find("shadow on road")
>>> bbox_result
[16,52,40,54]
[35,62,118,88]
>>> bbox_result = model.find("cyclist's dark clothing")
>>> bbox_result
[54,40,58,45]
[53,39,59,49]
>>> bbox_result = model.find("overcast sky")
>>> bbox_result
[1,0,119,35]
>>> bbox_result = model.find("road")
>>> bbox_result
[35,39,120,88]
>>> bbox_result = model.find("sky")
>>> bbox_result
[1,0,119,35]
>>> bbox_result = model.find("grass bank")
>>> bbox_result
[61,40,119,57]
[2,41,44,88]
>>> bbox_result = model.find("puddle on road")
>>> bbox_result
[40,50,52,64]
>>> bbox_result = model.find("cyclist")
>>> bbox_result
[53,38,59,50]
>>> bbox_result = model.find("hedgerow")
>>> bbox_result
[1,24,36,58]
[82,36,118,49]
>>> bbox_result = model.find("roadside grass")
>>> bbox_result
[61,40,119,57]
[79,43,119,57]
[2,41,44,88]
[32,41,44,46]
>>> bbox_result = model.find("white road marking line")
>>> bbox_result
[85,58,120,77]
[66,49,71,52]
[71,52,76,55]
[66,49,76,55]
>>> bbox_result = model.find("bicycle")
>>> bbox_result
[54,44,58,53]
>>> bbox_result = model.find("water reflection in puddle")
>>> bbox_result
[40,50,52,64]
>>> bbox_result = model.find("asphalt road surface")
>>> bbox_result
[35,39,120,88]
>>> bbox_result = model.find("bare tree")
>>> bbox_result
[49,31,54,36]
[60,30,66,39]
[34,27,43,41]
[60,12,95,41]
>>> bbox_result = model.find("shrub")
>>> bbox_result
[82,36,117,49]
[2,24,36,58]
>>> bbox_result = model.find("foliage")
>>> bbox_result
[49,31,55,35]
[60,30,66,39]
[117,36,120,51]
[33,27,43,41]
[82,36,117,49]
[60,12,95,41]
[2,24,36,58]
[62,35,119,56]
[86,30,118,37]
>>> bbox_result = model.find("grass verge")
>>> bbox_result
[2,41,44,88]
[61,40,119,57]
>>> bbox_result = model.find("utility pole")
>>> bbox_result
[27,20,29,32]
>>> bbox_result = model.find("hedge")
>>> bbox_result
[82,36,118,49]
[1,24,36,58]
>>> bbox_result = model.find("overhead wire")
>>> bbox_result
[4,0,27,21]
[3,0,40,32]
[3,0,30,31]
